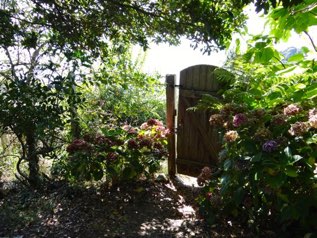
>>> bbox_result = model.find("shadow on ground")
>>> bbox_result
[0,178,209,238]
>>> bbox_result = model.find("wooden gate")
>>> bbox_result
[166,65,222,177]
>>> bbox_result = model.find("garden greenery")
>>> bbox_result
[53,119,168,185]
[2,0,268,186]
[79,43,166,128]
[196,0,317,235]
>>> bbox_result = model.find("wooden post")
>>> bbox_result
[166,74,176,178]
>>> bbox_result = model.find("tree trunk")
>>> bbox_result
[26,131,40,187]
[71,112,81,139]
[70,73,81,139]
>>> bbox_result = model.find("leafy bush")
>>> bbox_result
[197,100,317,235]
[78,43,166,129]
[54,119,168,185]
[196,10,317,232]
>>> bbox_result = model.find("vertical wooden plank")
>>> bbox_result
[184,68,190,159]
[193,65,200,90]
[199,65,207,90]
[192,66,201,159]
[177,70,186,166]
[180,68,189,159]
[166,75,176,177]
[186,68,195,160]
[205,66,216,91]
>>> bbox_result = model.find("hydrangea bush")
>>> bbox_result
[197,102,317,234]
[56,119,168,184]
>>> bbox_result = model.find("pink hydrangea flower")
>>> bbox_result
[309,115,317,129]
[66,139,91,153]
[95,135,112,146]
[197,166,212,186]
[140,122,148,130]
[209,114,225,126]
[127,139,139,149]
[253,128,272,142]
[233,113,247,127]
[122,125,137,134]
[224,130,239,142]
[201,166,212,177]
[283,104,301,116]
[106,152,119,161]
[308,108,317,129]
[147,118,163,126]
[139,138,152,148]
[288,122,309,136]
[309,108,317,118]
[271,114,287,125]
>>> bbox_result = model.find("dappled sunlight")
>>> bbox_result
[138,218,199,237]
[0,179,207,237]
[177,203,195,218]
[164,181,177,192]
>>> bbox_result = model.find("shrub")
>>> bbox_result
[197,102,317,235]
[55,119,168,185]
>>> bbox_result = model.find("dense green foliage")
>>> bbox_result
[0,0,262,186]
[196,0,317,236]
[24,0,248,53]
[0,0,307,186]
[2,0,304,54]
[80,44,165,128]
[199,103,317,234]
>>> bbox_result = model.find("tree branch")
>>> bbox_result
[27,43,46,80]
[15,134,29,182]
[304,31,317,52]
[3,46,18,80]
[273,56,286,69]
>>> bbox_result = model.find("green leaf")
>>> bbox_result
[220,175,230,194]
[233,187,245,205]
[294,83,306,91]
[251,153,262,162]
[267,173,284,188]
[301,46,310,54]
[122,166,137,180]
[243,51,254,62]
[93,167,104,180]
[290,155,303,164]
[284,147,292,158]
[307,134,317,144]
[149,163,159,174]
[306,157,315,167]
[240,139,257,154]
[277,192,289,203]
[276,65,297,75]
[262,47,274,62]
[285,166,298,177]
[223,159,232,171]
[305,84,317,99]
[90,162,104,180]
[287,53,304,62]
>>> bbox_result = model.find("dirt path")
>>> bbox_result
[0,177,210,238]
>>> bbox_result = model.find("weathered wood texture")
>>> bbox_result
[166,75,176,177]
[176,65,222,177]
